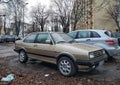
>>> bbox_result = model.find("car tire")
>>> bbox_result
[19,50,28,63]
[57,57,77,76]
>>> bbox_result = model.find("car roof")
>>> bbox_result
[30,32,63,35]
[72,29,108,32]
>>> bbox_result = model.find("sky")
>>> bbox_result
[27,0,51,10]
[26,0,51,22]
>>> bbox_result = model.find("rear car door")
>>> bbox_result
[23,33,37,55]
[88,31,102,45]
[75,31,101,45]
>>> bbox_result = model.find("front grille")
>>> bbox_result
[94,50,103,57]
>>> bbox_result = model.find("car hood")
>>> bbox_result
[56,43,103,53]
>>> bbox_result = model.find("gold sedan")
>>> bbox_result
[14,32,107,76]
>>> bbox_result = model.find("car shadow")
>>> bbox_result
[27,59,58,70]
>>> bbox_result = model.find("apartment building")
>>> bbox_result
[72,0,118,32]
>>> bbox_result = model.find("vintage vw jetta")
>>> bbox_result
[14,32,106,76]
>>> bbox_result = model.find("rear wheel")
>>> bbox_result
[57,57,77,76]
[19,50,28,63]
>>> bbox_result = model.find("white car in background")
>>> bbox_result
[68,30,120,60]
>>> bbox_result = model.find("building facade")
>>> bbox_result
[92,0,118,32]
[72,0,118,32]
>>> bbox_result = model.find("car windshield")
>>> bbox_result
[51,33,74,43]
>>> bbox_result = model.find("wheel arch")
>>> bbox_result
[56,53,77,67]
[18,47,26,53]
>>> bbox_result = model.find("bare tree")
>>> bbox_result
[31,3,49,32]
[52,0,74,33]
[92,0,110,12]
[0,17,2,34]
[28,19,40,33]
[71,0,110,30]
[6,0,27,36]
[72,0,87,30]
[0,0,12,34]
[106,0,120,31]
[0,0,11,4]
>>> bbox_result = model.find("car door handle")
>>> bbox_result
[86,39,91,41]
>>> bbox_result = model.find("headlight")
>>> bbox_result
[89,52,95,59]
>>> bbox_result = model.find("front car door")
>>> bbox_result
[32,33,57,64]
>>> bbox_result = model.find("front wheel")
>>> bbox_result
[19,50,28,63]
[57,57,77,76]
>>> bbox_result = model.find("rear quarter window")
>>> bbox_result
[104,31,113,37]
[91,31,100,38]
[35,33,49,43]
[24,34,37,43]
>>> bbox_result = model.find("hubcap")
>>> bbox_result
[59,60,71,75]
[19,51,25,62]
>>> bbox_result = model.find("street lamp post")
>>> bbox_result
[22,3,28,38]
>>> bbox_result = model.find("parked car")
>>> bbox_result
[0,35,4,43]
[113,31,120,45]
[4,35,15,42]
[68,29,120,60]
[3,35,21,42]
[14,32,106,76]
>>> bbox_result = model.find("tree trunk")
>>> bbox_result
[115,20,120,31]
[73,21,77,31]
[32,22,35,32]
[41,24,44,32]
[63,25,69,33]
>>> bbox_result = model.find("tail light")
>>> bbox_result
[105,40,115,46]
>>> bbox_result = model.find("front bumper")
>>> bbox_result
[76,56,107,72]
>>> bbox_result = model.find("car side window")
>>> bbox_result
[68,32,77,38]
[24,34,36,43]
[91,31,100,38]
[35,33,50,44]
[104,31,113,37]
[77,31,90,38]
